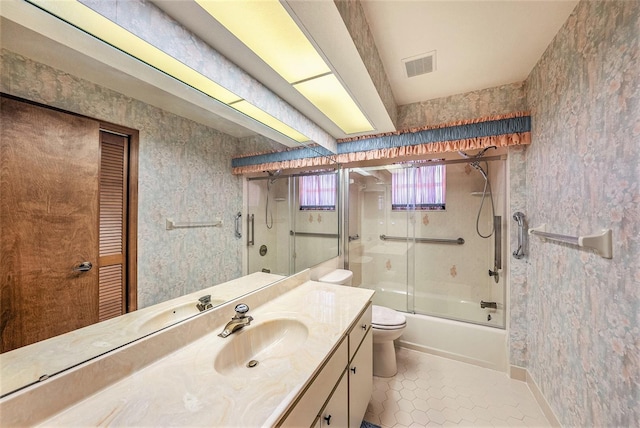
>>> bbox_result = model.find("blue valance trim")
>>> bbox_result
[232,115,530,169]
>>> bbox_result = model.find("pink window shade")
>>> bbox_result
[299,174,336,210]
[392,165,446,210]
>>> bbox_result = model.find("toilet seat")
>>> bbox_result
[372,305,406,330]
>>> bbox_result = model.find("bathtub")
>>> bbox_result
[371,288,508,372]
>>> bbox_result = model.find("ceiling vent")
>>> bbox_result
[402,51,436,78]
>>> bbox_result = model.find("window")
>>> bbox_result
[391,164,446,210]
[299,174,336,210]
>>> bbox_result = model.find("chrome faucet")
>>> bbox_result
[197,295,213,312]
[218,303,253,338]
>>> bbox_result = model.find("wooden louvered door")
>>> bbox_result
[98,131,129,322]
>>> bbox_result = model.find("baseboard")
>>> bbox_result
[509,365,527,381]
[398,340,505,372]
[510,365,561,427]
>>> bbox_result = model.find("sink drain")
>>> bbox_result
[246,360,259,368]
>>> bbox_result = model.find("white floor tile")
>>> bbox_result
[367,347,551,428]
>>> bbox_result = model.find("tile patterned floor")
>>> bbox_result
[364,348,551,428]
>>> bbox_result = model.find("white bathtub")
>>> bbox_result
[371,288,508,372]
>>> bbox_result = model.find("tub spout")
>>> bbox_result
[480,301,497,309]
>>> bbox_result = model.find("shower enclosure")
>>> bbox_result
[346,157,507,328]
[246,171,340,276]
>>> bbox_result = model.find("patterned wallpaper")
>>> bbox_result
[525,1,639,426]
[1,49,245,308]
[397,81,527,129]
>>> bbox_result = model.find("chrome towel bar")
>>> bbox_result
[379,234,464,245]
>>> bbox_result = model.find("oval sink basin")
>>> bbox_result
[138,300,223,333]
[214,319,308,376]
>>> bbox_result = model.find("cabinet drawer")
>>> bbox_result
[279,338,348,428]
[348,302,372,362]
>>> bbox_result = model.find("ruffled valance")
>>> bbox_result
[232,112,530,175]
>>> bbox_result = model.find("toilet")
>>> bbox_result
[318,269,407,377]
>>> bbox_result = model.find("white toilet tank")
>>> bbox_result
[318,269,353,286]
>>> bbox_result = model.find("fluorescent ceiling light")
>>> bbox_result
[197,0,374,135]
[195,0,329,84]
[293,74,374,135]
[26,0,309,143]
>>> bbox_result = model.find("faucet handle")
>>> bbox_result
[199,295,211,305]
[234,303,249,318]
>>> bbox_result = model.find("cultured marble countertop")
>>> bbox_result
[37,281,374,427]
[0,272,284,397]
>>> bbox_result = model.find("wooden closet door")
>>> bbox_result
[1,97,100,352]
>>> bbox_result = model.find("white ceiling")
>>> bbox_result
[360,0,579,105]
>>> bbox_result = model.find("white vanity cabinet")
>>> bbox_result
[348,304,373,428]
[348,327,373,427]
[317,372,349,427]
[280,302,372,428]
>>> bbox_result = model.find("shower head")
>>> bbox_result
[457,146,497,160]
[266,169,282,184]
[476,146,497,157]
[470,161,488,180]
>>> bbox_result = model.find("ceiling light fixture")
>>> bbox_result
[196,0,374,135]
[25,0,310,144]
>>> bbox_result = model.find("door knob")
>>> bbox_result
[73,261,93,272]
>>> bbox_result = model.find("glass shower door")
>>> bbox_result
[347,167,413,313]
[411,158,506,328]
[246,177,291,276]
[346,159,506,328]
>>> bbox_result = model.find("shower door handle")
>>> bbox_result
[247,214,254,246]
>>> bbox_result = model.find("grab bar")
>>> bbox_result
[234,212,242,238]
[494,216,502,269]
[512,212,526,259]
[247,214,254,246]
[289,230,339,238]
[379,235,464,245]
[529,224,612,259]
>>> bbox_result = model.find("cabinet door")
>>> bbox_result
[349,328,373,428]
[320,372,348,428]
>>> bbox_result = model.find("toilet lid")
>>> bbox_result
[372,305,406,328]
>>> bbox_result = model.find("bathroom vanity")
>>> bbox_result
[0,270,375,427]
